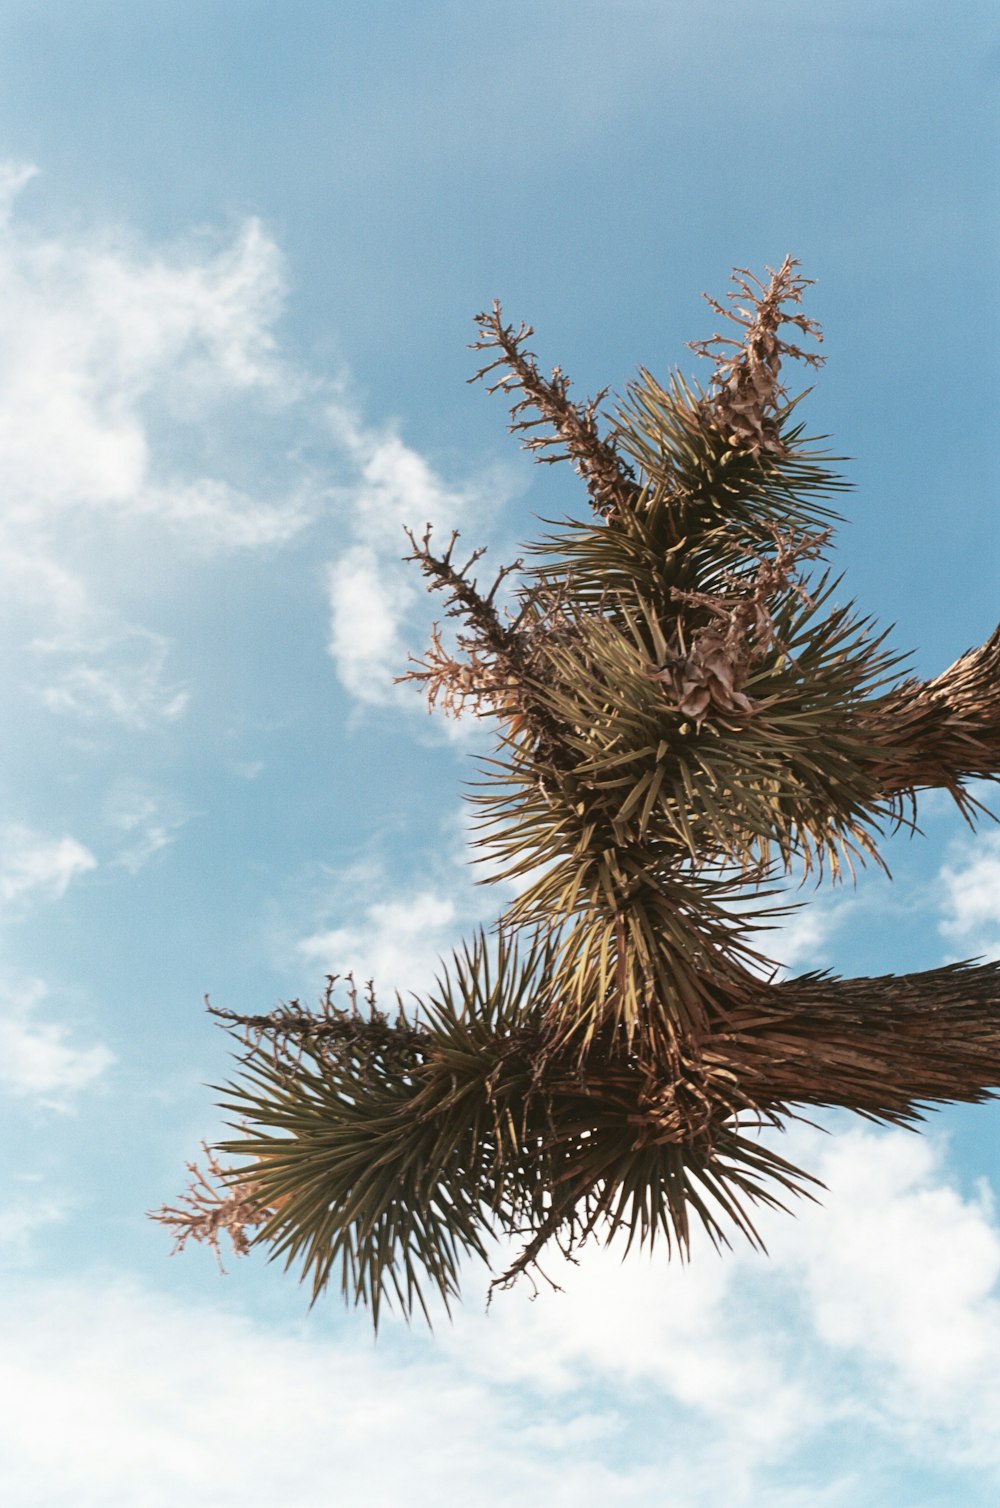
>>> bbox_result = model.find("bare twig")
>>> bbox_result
[147,1144,274,1271]
[470,301,640,519]
[688,256,825,457]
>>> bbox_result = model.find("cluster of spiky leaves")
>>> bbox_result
[153,258,1000,1328]
[190,935,816,1328]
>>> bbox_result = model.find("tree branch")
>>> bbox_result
[397,522,583,763]
[720,960,1000,1121]
[856,625,1000,820]
[469,301,641,520]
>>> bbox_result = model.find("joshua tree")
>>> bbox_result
[153,259,1000,1329]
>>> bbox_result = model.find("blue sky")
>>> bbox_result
[0,2,998,1503]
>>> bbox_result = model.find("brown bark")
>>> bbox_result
[713,960,1000,1123]
[859,625,1000,817]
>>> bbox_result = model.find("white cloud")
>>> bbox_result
[759,894,854,975]
[292,818,522,1001]
[0,1275,645,1508]
[0,160,514,742]
[232,759,265,781]
[3,1123,1000,1505]
[0,824,96,907]
[0,161,320,734]
[452,1231,813,1450]
[784,1131,1000,1395]
[454,1119,1000,1479]
[327,408,478,551]
[30,624,189,728]
[768,1122,1000,1464]
[0,161,38,221]
[298,884,460,999]
[326,542,418,706]
[0,540,91,627]
[0,1258,850,1507]
[724,865,864,981]
[938,830,1000,960]
[0,976,114,1109]
[138,475,315,551]
[0,172,298,538]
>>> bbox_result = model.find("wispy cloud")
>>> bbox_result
[0,976,114,1109]
[0,170,303,542]
[0,1192,68,1268]
[326,542,419,706]
[291,811,524,1000]
[30,625,190,729]
[0,161,322,734]
[103,782,189,873]
[0,161,39,220]
[0,824,96,909]
[0,161,518,744]
[758,893,857,976]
